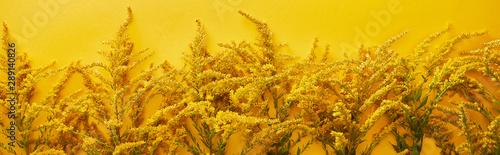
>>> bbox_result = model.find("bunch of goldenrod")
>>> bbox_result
[286,30,411,154]
[451,37,500,154]
[0,23,73,154]
[208,11,314,155]
[1,7,499,155]
[387,26,491,155]
[54,7,170,155]
[173,20,235,154]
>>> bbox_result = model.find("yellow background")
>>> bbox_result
[1,0,500,154]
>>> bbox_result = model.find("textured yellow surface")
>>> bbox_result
[1,0,499,154]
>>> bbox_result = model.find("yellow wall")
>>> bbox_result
[1,0,500,154]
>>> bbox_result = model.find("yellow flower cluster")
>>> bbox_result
[31,148,66,155]
[360,100,400,133]
[0,22,78,154]
[329,131,346,150]
[113,141,146,155]
[396,149,410,155]
[1,7,500,155]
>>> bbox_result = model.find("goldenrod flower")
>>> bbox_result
[113,141,146,155]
